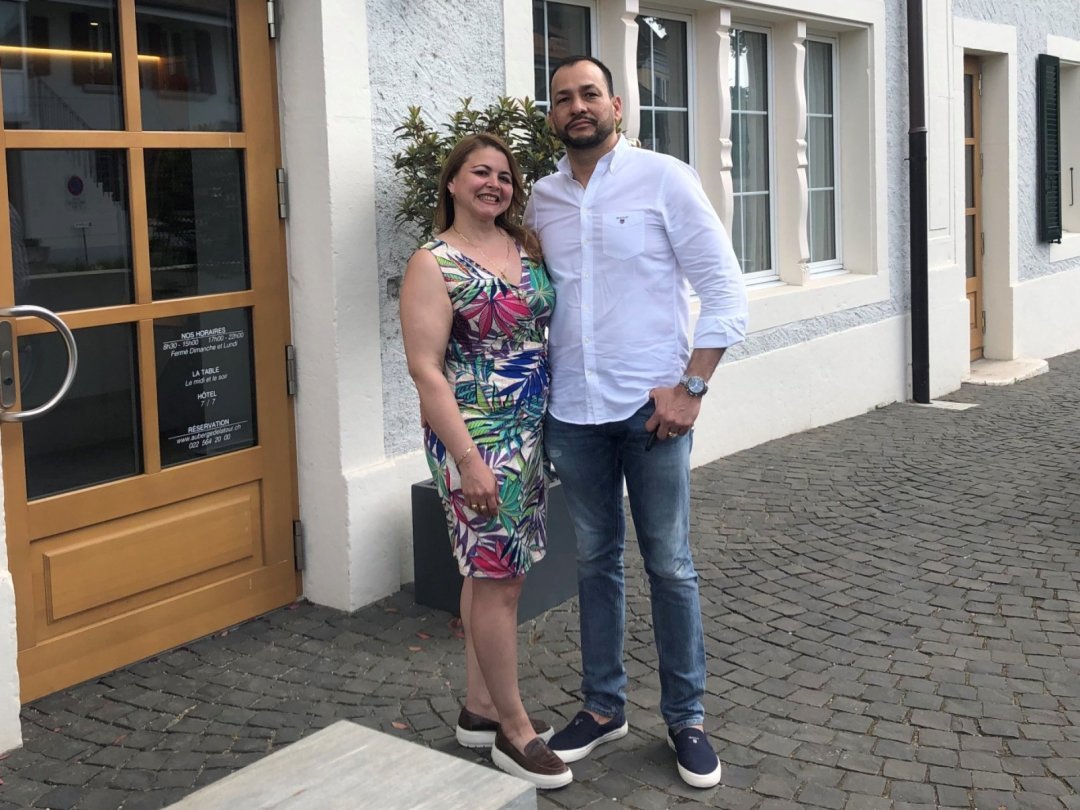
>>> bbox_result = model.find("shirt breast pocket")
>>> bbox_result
[602,211,645,260]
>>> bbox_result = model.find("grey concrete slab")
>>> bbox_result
[2,349,1080,809]
[164,721,535,810]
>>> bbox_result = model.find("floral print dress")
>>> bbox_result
[422,239,554,578]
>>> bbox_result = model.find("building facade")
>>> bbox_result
[0,0,1076,749]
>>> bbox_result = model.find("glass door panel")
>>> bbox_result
[135,0,240,132]
[145,149,249,299]
[7,148,133,311]
[155,307,256,467]
[22,322,141,499]
[0,0,124,131]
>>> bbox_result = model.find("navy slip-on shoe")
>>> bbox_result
[547,710,629,763]
[667,726,722,788]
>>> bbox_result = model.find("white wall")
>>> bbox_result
[278,0,398,610]
[0,443,22,751]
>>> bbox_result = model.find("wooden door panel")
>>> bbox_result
[1,0,299,699]
[42,482,262,622]
[19,560,297,703]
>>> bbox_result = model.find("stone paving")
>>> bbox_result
[2,350,1080,810]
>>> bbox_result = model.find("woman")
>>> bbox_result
[399,133,570,789]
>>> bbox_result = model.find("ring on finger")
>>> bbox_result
[667,430,678,438]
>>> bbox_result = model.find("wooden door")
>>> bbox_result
[0,0,299,701]
[964,57,984,360]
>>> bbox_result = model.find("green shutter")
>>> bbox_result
[1037,54,1062,243]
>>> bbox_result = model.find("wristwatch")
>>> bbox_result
[679,374,709,397]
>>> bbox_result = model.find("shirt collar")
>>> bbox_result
[556,135,629,179]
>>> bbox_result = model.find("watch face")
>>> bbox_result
[684,376,706,396]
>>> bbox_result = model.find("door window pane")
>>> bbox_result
[965,144,975,209]
[533,1,591,110]
[806,39,838,265]
[145,149,249,300]
[965,214,975,278]
[636,15,689,162]
[730,29,772,276]
[155,307,256,467]
[0,0,124,130]
[7,149,133,311]
[136,0,240,131]
[22,323,141,499]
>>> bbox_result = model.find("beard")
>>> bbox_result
[556,114,616,149]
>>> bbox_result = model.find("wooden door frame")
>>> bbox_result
[0,0,300,701]
[964,55,985,361]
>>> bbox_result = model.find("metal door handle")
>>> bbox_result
[0,305,78,422]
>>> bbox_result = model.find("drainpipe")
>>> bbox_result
[907,0,930,403]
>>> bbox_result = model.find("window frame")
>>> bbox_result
[729,22,779,284]
[533,0,597,112]
[805,32,843,275]
[636,9,695,167]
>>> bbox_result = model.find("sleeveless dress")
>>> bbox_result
[422,239,555,579]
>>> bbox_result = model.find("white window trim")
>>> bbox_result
[514,0,890,333]
[637,9,695,167]
[730,22,780,284]
[806,32,844,274]
[532,0,598,111]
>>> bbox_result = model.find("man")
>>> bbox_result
[524,56,748,789]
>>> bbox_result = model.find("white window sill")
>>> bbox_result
[745,270,890,333]
[688,270,889,335]
[1049,231,1080,262]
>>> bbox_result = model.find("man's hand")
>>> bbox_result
[645,386,702,442]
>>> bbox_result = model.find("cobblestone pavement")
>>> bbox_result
[3,350,1080,810]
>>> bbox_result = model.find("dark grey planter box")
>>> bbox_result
[411,478,579,622]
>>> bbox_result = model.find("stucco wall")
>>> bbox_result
[368,0,508,459]
[953,0,1080,283]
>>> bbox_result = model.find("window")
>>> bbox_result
[533,0,592,110]
[729,28,774,279]
[635,14,690,163]
[806,37,840,268]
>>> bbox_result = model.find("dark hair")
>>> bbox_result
[551,55,615,97]
[434,133,541,261]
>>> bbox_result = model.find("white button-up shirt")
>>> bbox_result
[525,137,749,425]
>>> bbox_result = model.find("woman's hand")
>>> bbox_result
[460,454,501,517]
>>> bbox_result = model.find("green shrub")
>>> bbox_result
[392,96,564,238]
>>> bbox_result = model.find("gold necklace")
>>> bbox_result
[452,225,514,282]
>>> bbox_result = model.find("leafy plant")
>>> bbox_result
[392,96,564,238]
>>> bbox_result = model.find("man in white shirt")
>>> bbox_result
[524,56,748,789]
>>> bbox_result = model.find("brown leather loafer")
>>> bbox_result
[490,728,573,789]
[455,707,554,748]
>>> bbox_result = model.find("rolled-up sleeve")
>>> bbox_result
[660,161,749,349]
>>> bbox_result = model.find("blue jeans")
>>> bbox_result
[545,402,706,732]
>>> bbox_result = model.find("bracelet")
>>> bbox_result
[455,446,475,466]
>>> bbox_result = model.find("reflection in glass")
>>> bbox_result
[730,28,772,275]
[636,15,689,162]
[964,74,973,138]
[0,0,124,130]
[806,39,838,265]
[972,145,980,209]
[533,0,591,110]
[733,194,771,275]
[23,323,142,499]
[7,149,133,311]
[965,215,975,278]
[809,190,836,262]
[136,0,240,131]
[155,307,256,467]
[145,149,249,300]
[730,30,768,112]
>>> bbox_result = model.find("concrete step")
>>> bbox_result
[166,720,536,810]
